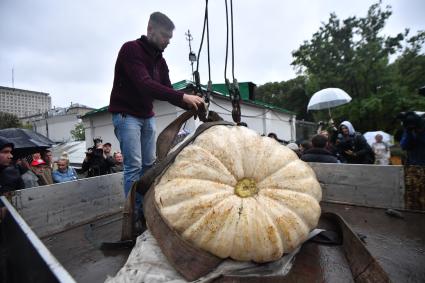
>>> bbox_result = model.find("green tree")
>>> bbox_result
[256,76,313,120]
[290,1,425,133]
[71,122,85,141]
[0,112,21,129]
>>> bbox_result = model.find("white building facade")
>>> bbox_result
[20,104,94,143]
[0,86,51,117]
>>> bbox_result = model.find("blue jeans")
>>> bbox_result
[112,113,156,214]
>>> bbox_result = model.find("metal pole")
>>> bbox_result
[185,30,195,81]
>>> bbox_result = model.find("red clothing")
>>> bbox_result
[109,36,187,118]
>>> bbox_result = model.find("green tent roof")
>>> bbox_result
[81,105,109,118]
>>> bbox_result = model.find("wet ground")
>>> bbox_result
[41,202,425,283]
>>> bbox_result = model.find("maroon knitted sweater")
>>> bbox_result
[109,36,187,118]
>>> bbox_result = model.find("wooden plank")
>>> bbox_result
[10,173,124,238]
[309,163,405,209]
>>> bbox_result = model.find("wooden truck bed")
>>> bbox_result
[34,202,424,283]
[1,165,424,282]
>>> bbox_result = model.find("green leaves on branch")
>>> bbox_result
[0,112,23,129]
[258,1,425,136]
[71,122,85,141]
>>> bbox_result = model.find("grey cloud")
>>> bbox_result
[0,0,422,109]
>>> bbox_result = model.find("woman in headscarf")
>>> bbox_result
[336,121,374,164]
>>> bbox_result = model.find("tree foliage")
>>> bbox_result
[255,76,313,120]
[256,1,425,136]
[71,122,85,141]
[0,112,22,129]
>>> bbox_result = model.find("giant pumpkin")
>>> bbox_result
[154,125,322,262]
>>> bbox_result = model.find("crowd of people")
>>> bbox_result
[269,120,398,165]
[265,111,425,166]
[0,136,124,194]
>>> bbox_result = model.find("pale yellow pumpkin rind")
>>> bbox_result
[155,125,322,262]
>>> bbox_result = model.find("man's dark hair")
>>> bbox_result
[268,132,277,139]
[300,140,312,151]
[0,136,14,151]
[149,12,175,31]
[312,134,328,148]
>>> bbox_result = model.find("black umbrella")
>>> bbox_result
[0,128,55,158]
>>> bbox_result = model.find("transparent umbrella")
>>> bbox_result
[307,88,352,117]
[363,131,393,146]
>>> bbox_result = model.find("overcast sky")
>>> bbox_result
[0,0,424,109]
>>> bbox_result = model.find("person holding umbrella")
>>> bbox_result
[372,134,390,165]
[307,88,351,146]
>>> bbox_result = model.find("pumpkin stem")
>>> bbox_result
[235,178,258,198]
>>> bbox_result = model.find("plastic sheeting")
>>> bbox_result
[106,229,323,283]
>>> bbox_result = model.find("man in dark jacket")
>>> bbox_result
[336,121,374,164]
[108,12,204,223]
[0,137,24,194]
[400,112,425,165]
[301,134,339,163]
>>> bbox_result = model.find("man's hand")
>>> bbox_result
[345,150,356,156]
[183,93,204,111]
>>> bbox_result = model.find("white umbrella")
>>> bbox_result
[307,88,352,113]
[363,131,393,146]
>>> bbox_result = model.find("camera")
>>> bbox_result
[93,137,103,147]
[86,137,103,158]
[397,111,425,130]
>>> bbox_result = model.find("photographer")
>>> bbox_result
[78,138,115,177]
[400,112,425,165]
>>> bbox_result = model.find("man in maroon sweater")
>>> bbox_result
[109,12,203,222]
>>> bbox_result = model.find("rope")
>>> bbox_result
[230,0,235,80]
[195,2,208,73]
[210,100,276,118]
[206,0,211,83]
[224,0,229,81]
